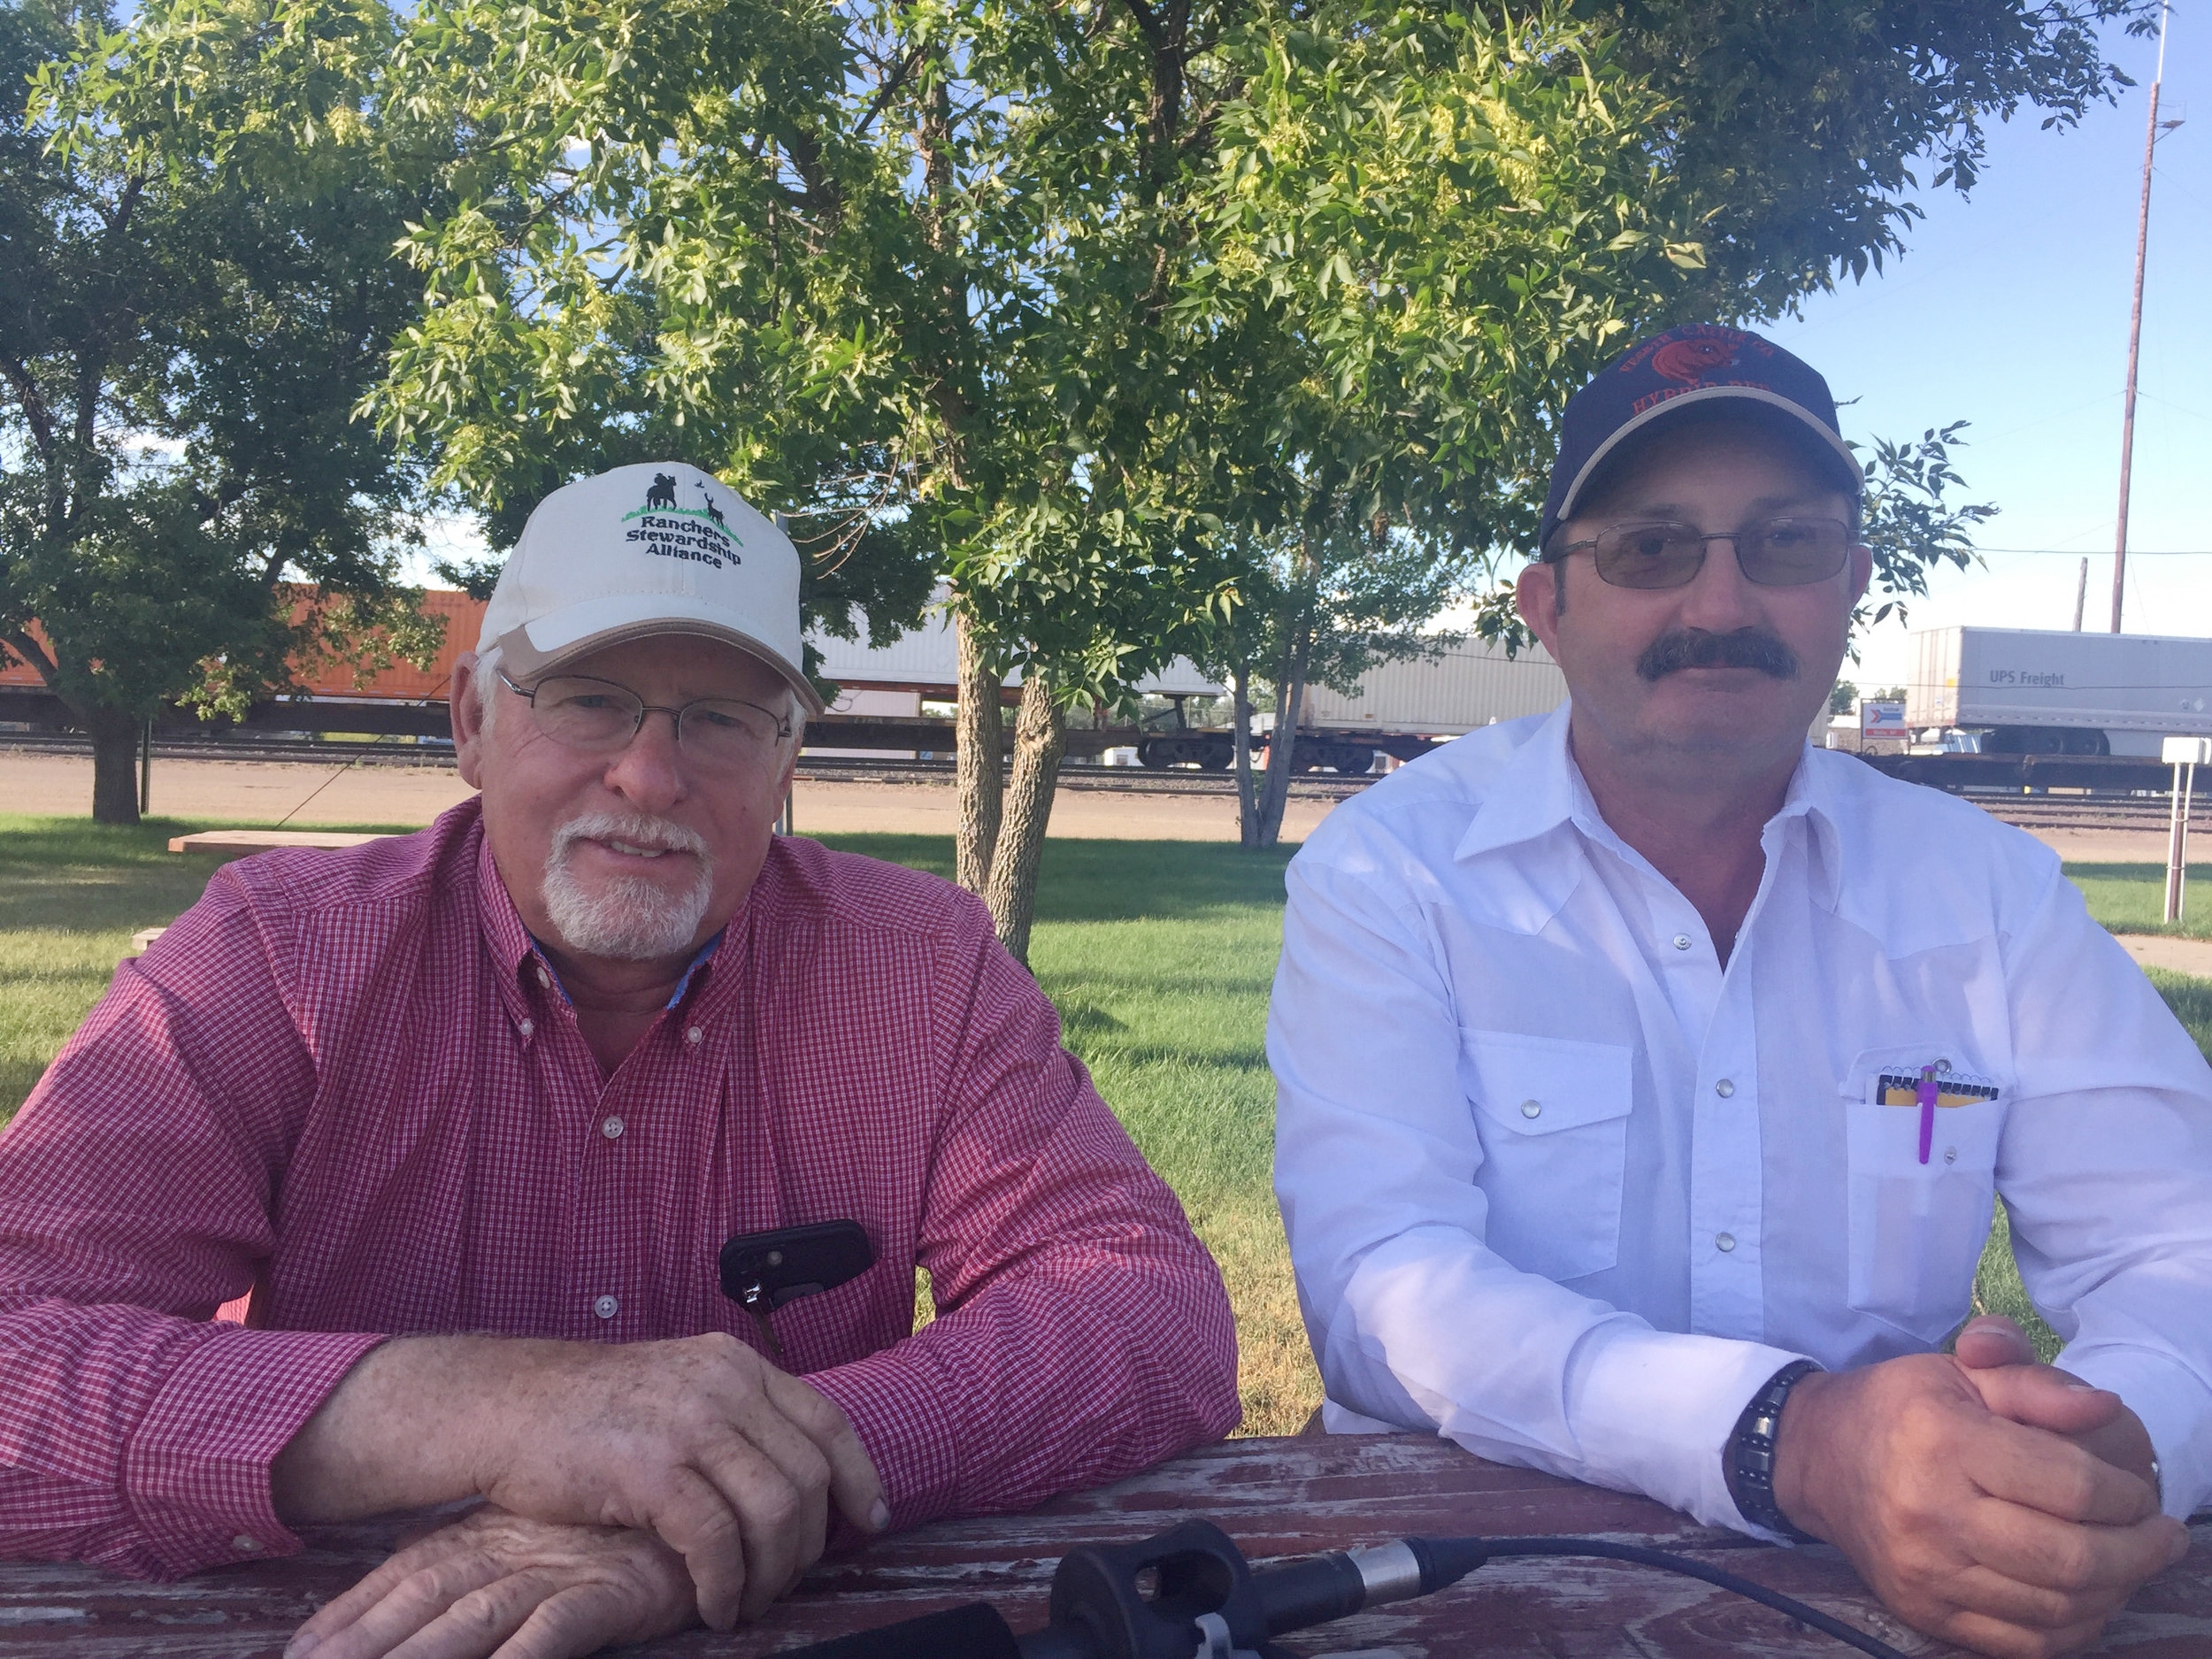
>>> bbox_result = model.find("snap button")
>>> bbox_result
[592,1294,619,1319]
[231,1534,263,1554]
[1715,1079,1735,1098]
[685,1025,704,1046]
[1715,1232,1737,1253]
[601,1116,625,1141]
[1519,1100,1542,1119]
[517,1018,534,1039]
[1671,933,1693,951]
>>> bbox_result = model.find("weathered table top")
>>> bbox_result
[3,1435,2205,1656]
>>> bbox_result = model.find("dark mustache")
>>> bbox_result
[1636,627,1801,683]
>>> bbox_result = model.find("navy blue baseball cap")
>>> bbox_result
[1538,324,1863,552]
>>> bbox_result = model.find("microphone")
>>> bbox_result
[777,1525,1484,1659]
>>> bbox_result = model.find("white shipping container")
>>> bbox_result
[1909,626,2212,752]
[808,592,1224,699]
[1300,639,1568,735]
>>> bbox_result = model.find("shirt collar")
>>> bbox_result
[525,928,725,1010]
[1454,698,1845,913]
[1453,702,1584,864]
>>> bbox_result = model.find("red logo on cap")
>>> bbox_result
[1652,331,1748,384]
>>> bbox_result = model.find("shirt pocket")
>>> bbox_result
[1460,1029,1634,1282]
[1840,1047,2006,1344]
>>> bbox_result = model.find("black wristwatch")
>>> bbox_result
[1724,1359,1822,1542]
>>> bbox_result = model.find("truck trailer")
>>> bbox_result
[1135,639,1569,772]
[1906,626,2212,757]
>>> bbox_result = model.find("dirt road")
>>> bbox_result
[4,749,2204,862]
[0,752,1339,842]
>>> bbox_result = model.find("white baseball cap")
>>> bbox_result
[477,462,825,715]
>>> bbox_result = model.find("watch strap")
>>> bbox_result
[1725,1359,1822,1542]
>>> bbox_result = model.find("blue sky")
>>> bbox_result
[1761,9,2208,693]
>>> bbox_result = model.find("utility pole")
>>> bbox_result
[2112,0,2178,633]
[2073,557,2088,630]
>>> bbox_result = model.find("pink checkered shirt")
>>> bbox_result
[0,803,1239,1579]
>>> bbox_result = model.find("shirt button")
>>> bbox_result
[536,964,551,988]
[1715,1232,1737,1253]
[1944,1146,1958,1164]
[1715,1079,1735,1098]
[231,1534,263,1554]
[685,1025,704,1046]
[592,1294,619,1319]
[600,1116,625,1141]
[1519,1099,1542,1119]
[518,1018,534,1038]
[1671,933,1693,951]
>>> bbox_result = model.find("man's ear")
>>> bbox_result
[1848,541,1874,605]
[1517,557,1566,658]
[450,652,490,790]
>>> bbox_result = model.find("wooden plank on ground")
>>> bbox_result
[165,830,386,855]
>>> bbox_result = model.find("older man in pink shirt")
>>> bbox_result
[0,464,1239,1659]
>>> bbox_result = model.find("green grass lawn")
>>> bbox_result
[2068,861,2212,941]
[3,817,2206,1429]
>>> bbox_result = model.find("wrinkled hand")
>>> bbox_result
[287,1505,695,1659]
[1954,1316,2161,1487]
[462,1333,885,1627]
[1772,1328,2188,1659]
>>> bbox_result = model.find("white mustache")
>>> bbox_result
[550,810,709,865]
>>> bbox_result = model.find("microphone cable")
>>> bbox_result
[1463,1535,1909,1659]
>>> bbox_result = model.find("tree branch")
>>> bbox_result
[0,355,56,459]
[2,626,60,687]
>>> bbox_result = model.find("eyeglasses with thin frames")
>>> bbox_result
[496,669,794,770]
[1545,518,1855,590]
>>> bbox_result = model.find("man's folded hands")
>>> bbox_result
[1773,1316,2188,1659]
[285,1507,693,1659]
[273,1331,888,1642]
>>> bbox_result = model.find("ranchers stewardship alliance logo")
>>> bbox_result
[620,475,745,571]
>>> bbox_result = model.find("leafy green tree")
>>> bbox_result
[368,0,2132,944]
[0,0,441,822]
[1196,508,1482,847]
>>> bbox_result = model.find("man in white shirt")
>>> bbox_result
[1271,324,2208,1659]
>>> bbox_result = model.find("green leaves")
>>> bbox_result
[1855,420,1994,639]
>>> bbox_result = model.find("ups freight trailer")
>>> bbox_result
[1907,626,2212,757]
[1873,626,2212,794]
[1137,639,1570,772]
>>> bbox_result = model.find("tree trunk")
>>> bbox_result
[1254,534,1322,849]
[983,673,1066,965]
[1231,657,1261,849]
[954,610,1004,895]
[85,703,144,826]
[1254,645,1307,849]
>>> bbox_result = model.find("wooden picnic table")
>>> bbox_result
[2,1434,2205,1656]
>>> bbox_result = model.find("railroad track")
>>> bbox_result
[2,732,2200,822]
[791,754,1376,799]
[0,733,1378,798]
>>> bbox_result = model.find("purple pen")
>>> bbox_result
[1916,1064,1938,1164]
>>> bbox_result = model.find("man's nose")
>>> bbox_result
[600,708,687,809]
[1675,536,1768,632]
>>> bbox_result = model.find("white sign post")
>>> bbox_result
[2162,738,2212,923]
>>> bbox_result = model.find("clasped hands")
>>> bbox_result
[1773,1315,2192,1659]
[275,1331,886,1659]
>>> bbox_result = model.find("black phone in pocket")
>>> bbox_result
[719,1220,875,1315]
